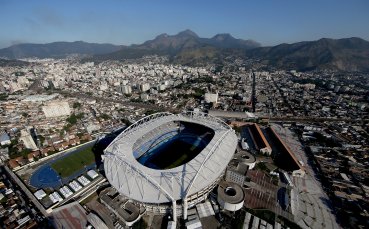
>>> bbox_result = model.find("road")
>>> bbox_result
[251,71,256,112]
[55,90,180,113]
[3,165,48,216]
[265,116,369,123]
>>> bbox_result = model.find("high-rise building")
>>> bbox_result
[140,83,151,92]
[120,85,132,94]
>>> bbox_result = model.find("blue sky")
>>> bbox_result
[0,0,368,48]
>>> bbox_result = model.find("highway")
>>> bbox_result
[45,88,369,124]
[265,116,369,123]
[55,90,179,113]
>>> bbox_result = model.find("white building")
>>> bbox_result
[140,83,151,92]
[34,190,47,200]
[19,129,38,150]
[217,181,244,212]
[120,85,132,94]
[59,186,73,198]
[158,84,166,91]
[50,192,63,203]
[87,170,98,179]
[225,163,250,186]
[99,82,108,91]
[0,132,11,146]
[69,180,82,192]
[78,175,91,186]
[204,93,218,103]
[86,124,101,134]
[140,93,150,101]
[42,101,71,118]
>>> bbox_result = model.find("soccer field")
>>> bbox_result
[51,145,95,178]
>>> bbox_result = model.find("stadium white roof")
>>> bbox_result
[103,112,237,204]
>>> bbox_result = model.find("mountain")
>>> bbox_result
[139,30,201,51]
[92,34,369,70]
[2,31,367,71]
[93,30,260,61]
[0,41,123,59]
[138,30,259,51]
[202,33,260,49]
[247,37,369,71]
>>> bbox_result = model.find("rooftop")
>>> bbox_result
[103,112,238,203]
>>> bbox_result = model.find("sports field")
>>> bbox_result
[51,145,95,178]
[138,134,212,169]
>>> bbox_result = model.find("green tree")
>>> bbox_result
[20,148,32,158]
[73,102,82,109]
[38,135,45,145]
[100,113,110,120]
[66,113,84,125]
[63,124,72,132]
[0,93,8,101]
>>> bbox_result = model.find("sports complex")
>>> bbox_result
[103,111,238,219]
[29,143,96,189]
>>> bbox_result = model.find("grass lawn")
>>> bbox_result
[51,146,95,178]
[166,153,188,169]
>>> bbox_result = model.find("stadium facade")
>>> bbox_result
[103,111,238,220]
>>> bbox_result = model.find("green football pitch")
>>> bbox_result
[51,145,95,178]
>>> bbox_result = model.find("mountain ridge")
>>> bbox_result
[93,29,260,62]
[247,37,369,71]
[1,31,368,71]
[0,41,123,59]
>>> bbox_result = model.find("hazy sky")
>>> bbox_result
[0,0,368,48]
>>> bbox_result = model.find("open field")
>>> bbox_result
[51,146,94,178]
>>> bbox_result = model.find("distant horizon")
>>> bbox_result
[1,0,369,48]
[1,29,368,49]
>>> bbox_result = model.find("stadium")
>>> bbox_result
[103,111,238,219]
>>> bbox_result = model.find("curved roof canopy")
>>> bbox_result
[103,112,237,204]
